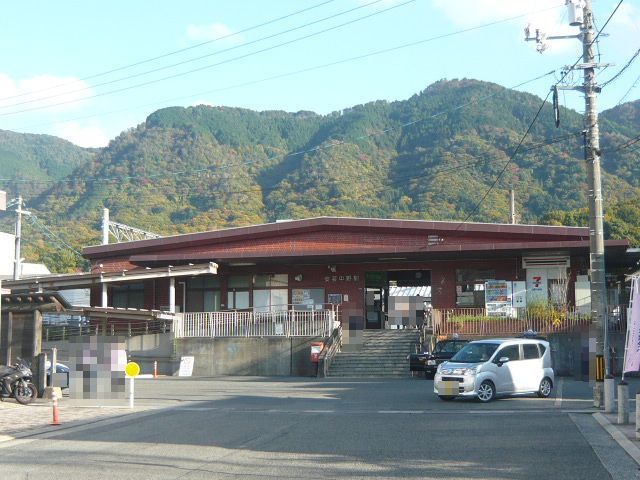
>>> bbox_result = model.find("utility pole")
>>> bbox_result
[581,0,611,410]
[526,0,611,408]
[509,189,517,225]
[8,195,30,281]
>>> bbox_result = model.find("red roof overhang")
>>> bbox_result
[83,217,592,261]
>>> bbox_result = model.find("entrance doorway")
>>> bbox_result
[364,270,432,329]
[365,272,387,329]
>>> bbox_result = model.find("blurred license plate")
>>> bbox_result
[437,380,459,395]
[427,360,436,365]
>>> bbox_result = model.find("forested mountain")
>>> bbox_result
[2,79,639,272]
[0,130,95,198]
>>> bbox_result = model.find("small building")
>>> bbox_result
[3,217,637,377]
[75,217,633,326]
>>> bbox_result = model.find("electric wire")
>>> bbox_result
[0,0,387,110]
[616,71,640,105]
[600,46,640,88]
[0,0,416,117]
[27,214,84,258]
[0,70,557,187]
[0,0,338,102]
[10,4,565,134]
[453,0,624,228]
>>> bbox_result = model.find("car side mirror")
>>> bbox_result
[497,356,509,366]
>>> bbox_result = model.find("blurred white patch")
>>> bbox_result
[185,22,239,42]
[0,73,93,111]
[610,3,640,30]
[53,121,109,148]
[433,0,577,55]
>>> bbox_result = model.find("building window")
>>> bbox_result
[456,269,495,307]
[253,274,289,312]
[228,275,251,310]
[185,276,220,312]
[112,283,144,309]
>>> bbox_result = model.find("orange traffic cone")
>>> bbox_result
[51,391,61,426]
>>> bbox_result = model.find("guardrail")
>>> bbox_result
[174,305,338,338]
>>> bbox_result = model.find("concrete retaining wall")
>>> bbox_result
[42,331,628,378]
[174,336,324,376]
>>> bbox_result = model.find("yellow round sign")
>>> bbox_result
[125,361,140,377]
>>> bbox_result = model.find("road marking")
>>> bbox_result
[379,410,426,414]
[554,377,564,408]
[0,435,15,443]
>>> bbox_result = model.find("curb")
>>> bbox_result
[593,412,640,466]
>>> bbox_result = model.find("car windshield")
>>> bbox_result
[450,343,499,363]
[435,341,464,354]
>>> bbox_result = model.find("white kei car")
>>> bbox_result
[434,338,554,402]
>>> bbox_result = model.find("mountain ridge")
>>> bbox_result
[1,78,638,271]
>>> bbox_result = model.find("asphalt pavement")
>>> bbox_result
[0,376,638,479]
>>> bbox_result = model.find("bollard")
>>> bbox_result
[604,376,615,413]
[594,383,603,408]
[51,391,60,426]
[153,361,158,379]
[129,377,135,409]
[617,382,628,424]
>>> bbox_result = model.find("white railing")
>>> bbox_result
[174,305,338,338]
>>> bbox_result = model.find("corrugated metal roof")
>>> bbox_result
[389,286,431,298]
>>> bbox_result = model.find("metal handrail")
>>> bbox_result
[317,324,342,378]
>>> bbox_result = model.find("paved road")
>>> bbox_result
[0,377,638,479]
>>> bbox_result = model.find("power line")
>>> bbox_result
[616,70,640,105]
[27,214,83,258]
[0,70,556,188]
[34,129,585,210]
[455,0,624,229]
[0,0,416,117]
[10,4,564,135]
[600,46,640,88]
[0,0,338,103]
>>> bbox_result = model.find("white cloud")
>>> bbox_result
[185,22,239,42]
[0,73,93,111]
[53,121,109,148]
[432,0,578,55]
[610,3,640,30]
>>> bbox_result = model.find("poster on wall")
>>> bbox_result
[485,280,514,317]
[292,288,325,310]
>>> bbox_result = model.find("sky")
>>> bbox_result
[0,0,638,148]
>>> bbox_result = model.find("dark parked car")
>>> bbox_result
[409,339,469,378]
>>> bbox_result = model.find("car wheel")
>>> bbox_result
[438,395,455,401]
[537,377,553,398]
[477,380,495,403]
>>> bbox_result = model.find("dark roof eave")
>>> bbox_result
[127,239,628,264]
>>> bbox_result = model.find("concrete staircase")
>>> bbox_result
[327,329,419,377]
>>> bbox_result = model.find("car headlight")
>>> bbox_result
[452,366,478,376]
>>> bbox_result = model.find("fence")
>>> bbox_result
[43,318,171,341]
[432,305,627,337]
[174,305,339,339]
